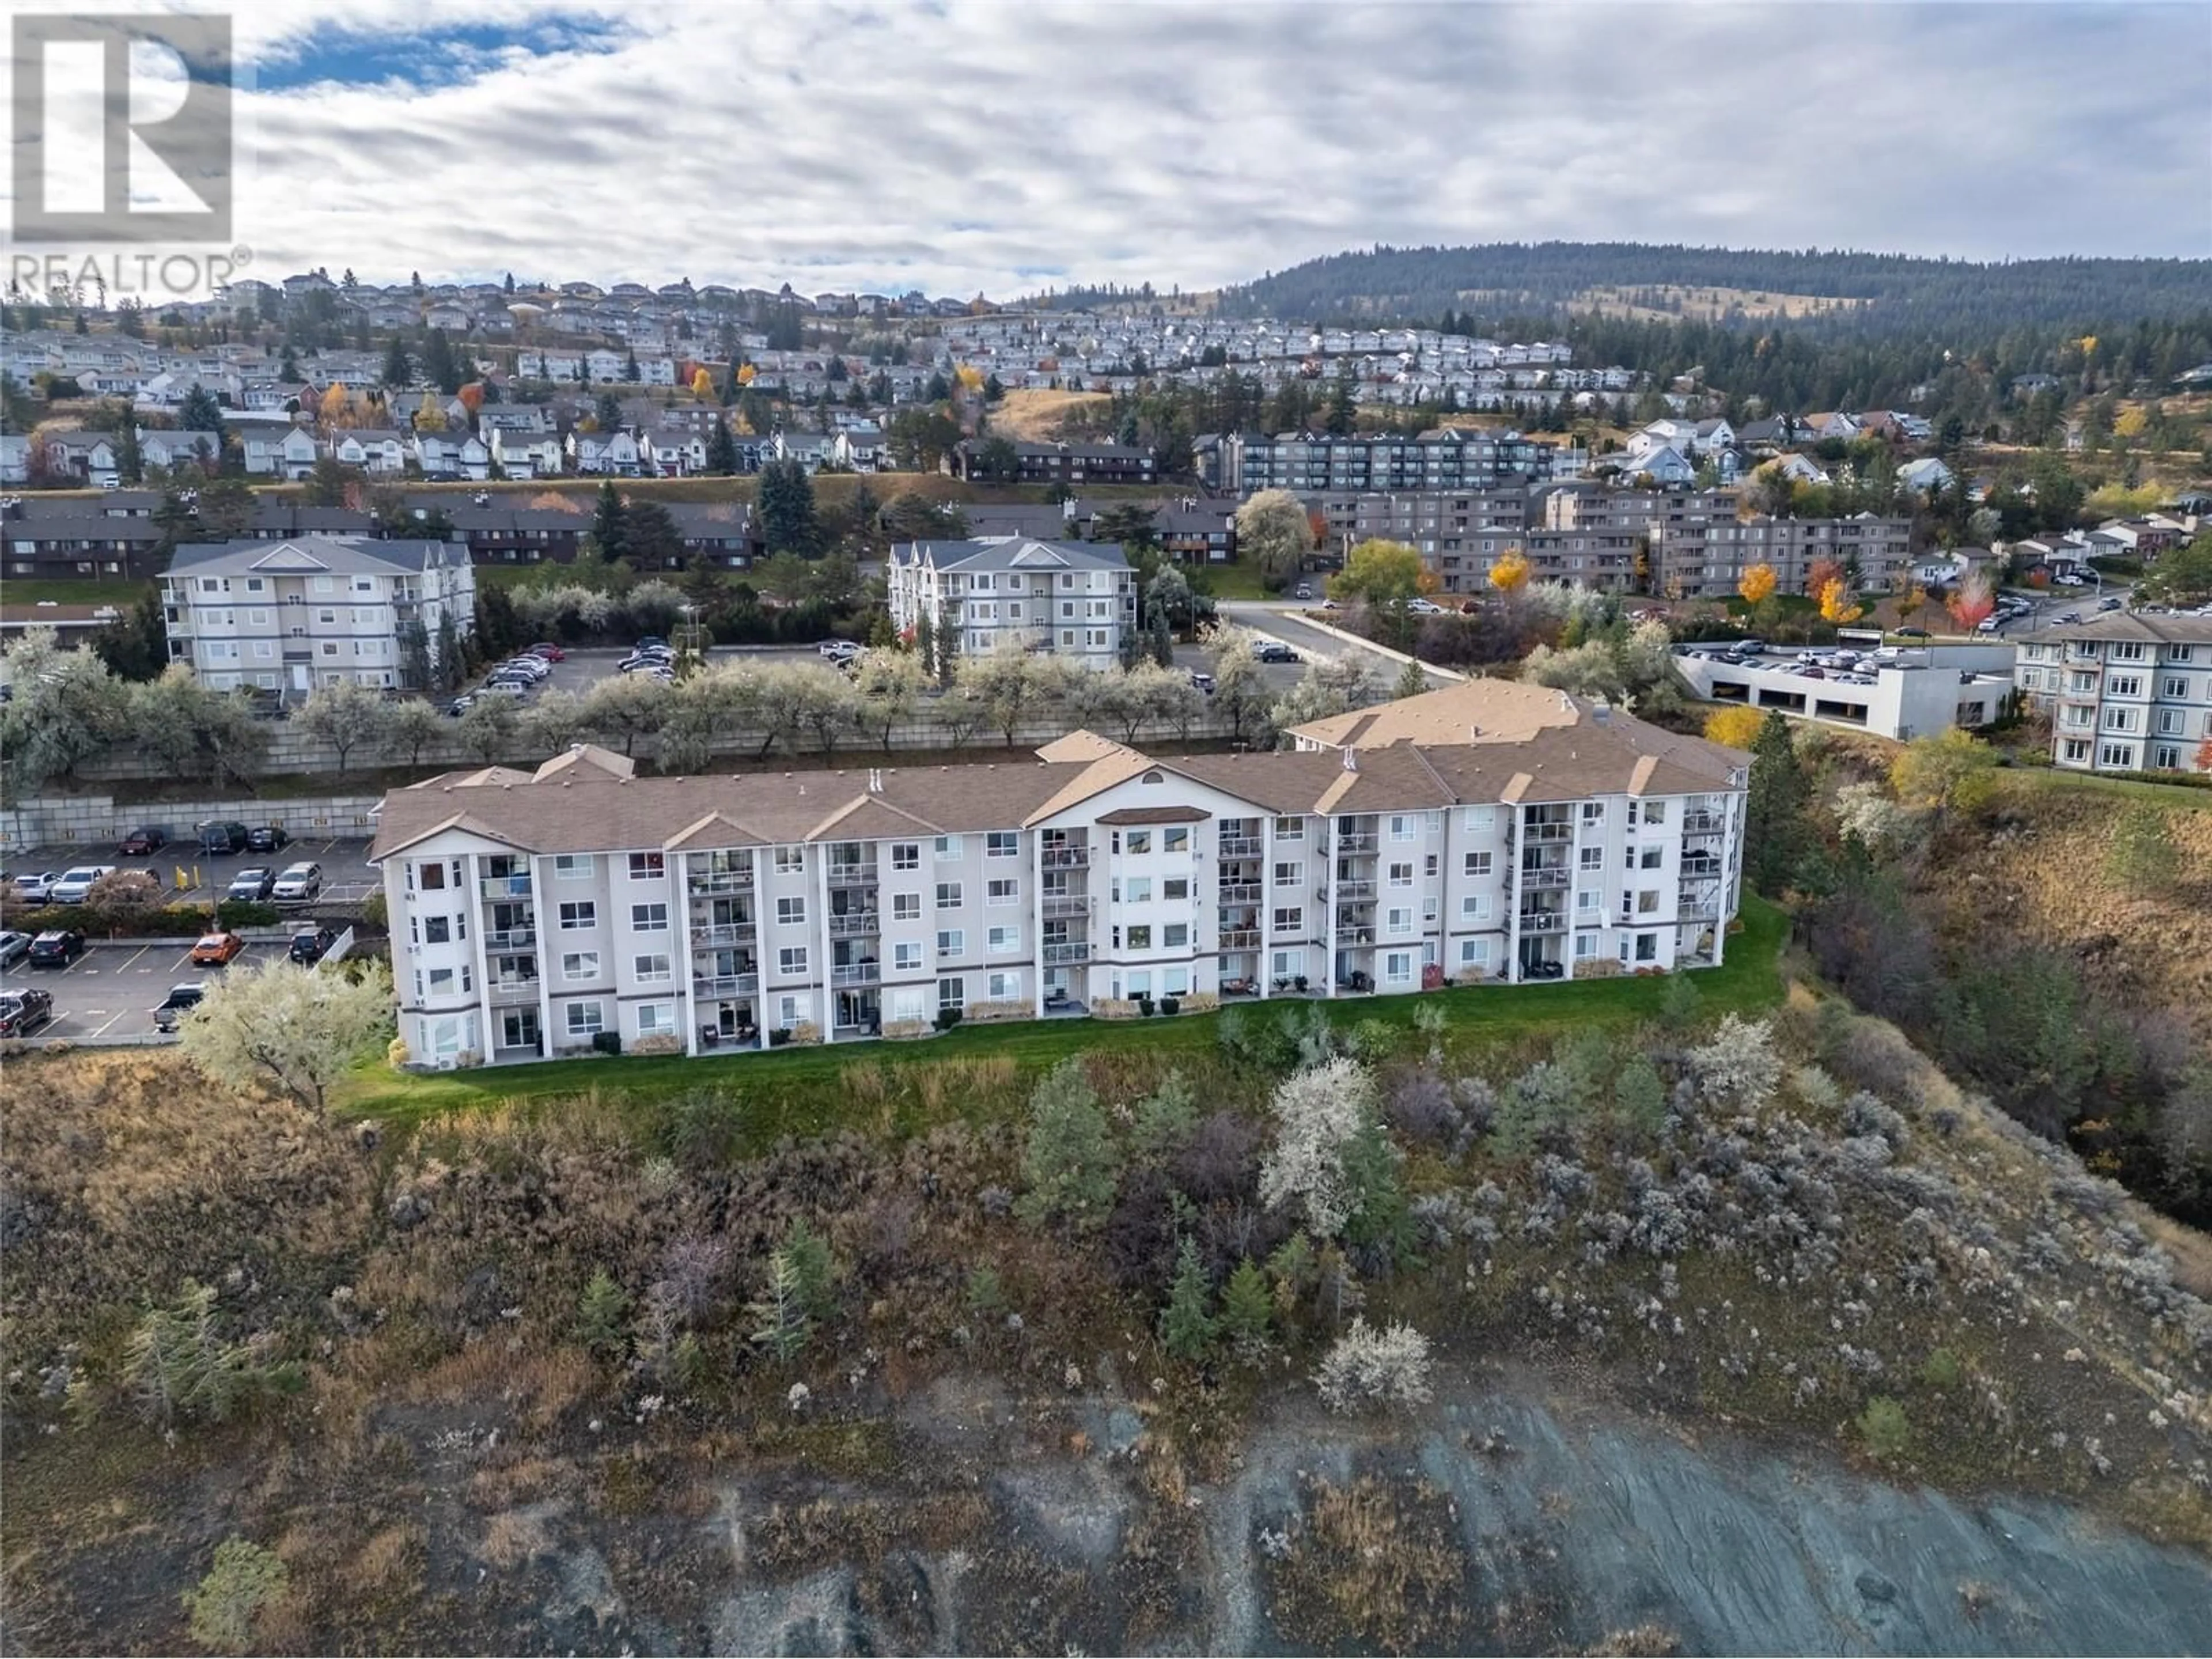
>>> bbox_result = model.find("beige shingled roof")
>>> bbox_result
[1289,677,1588,751]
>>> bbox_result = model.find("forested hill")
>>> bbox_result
[1219,242,2212,334]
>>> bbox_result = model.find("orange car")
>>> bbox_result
[188,930,245,967]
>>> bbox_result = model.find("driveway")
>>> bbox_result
[6,836,380,901]
[0,937,284,1043]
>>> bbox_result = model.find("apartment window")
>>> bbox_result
[1637,889,1661,914]
[1574,933,1599,961]
[1162,968,1190,997]
[1641,801,1667,826]
[2061,738,2092,763]
[1635,934,1659,963]
[778,946,808,975]
[561,951,599,981]
[1384,951,1414,984]
[988,925,1020,953]
[1581,802,1604,823]
[1163,923,1188,948]
[937,976,965,1011]
[935,881,963,909]
[637,1003,675,1036]
[1271,949,1306,978]
[2105,708,2137,733]
[1389,815,1415,842]
[1126,925,1153,949]
[893,892,921,922]
[2157,709,2186,736]
[1388,861,1414,888]
[2110,642,2146,662]
[934,835,963,861]
[1273,859,1303,886]
[1272,906,1304,931]
[2099,742,2135,769]
[1639,846,1664,869]
[987,971,1021,1001]
[426,967,456,997]
[2170,646,2196,665]
[891,842,920,871]
[986,831,1019,859]
[1124,830,1152,854]
[937,929,965,956]
[1580,846,1606,871]
[1124,877,1153,903]
[775,845,805,874]
[1463,850,1493,878]
[558,901,596,930]
[1274,816,1305,841]
[565,1001,605,1036]
[553,854,593,880]
[627,853,665,880]
[893,942,922,971]
[777,896,806,926]
[422,915,452,945]
[2163,677,2191,700]
[1163,826,1189,853]
[631,903,669,931]
[1459,937,1492,968]
[2152,745,2183,770]
[2108,676,2143,698]
[1383,906,1410,935]
[1463,807,1495,832]
[632,952,672,983]
[1461,892,1494,922]
[987,878,1018,906]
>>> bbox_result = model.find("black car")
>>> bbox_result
[0,987,55,1039]
[119,825,169,855]
[1253,642,1300,664]
[288,925,339,966]
[26,930,85,968]
[246,825,291,854]
[226,867,276,902]
[198,820,251,855]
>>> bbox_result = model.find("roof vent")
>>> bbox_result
[868,768,882,793]
[1342,747,1358,772]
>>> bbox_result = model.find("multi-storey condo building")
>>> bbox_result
[369,681,1749,1067]
[2013,612,2212,774]
[1200,429,1586,497]
[161,535,475,696]
[887,536,1135,671]
[946,439,1157,487]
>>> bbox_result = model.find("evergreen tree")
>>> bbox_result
[1158,1238,1217,1361]
[589,480,627,564]
[1743,711,1811,895]
[178,384,225,445]
[594,389,623,431]
[706,417,738,475]
[1016,1056,1120,1229]
[1219,1256,1274,1347]
[756,459,819,555]
[381,335,412,388]
[1393,657,1428,700]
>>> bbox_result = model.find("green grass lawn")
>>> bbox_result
[1999,766,2212,812]
[340,897,1787,1144]
[2,578,156,607]
[1199,560,1277,601]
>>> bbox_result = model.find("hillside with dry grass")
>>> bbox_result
[986,387,1114,442]
[5,969,2210,1652]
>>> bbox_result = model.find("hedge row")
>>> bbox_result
[0,899,283,937]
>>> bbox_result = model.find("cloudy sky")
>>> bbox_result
[73,2,2212,293]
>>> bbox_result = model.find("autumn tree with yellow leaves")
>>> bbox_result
[1488,547,1531,595]
[1818,578,1863,624]
[691,367,714,397]
[1737,563,1778,606]
[1703,706,1766,749]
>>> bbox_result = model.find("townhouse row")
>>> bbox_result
[368,681,1749,1067]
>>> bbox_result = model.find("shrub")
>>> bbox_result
[576,1269,630,1359]
[1858,1395,1911,1460]
[183,1536,289,1654]
[1258,1057,1377,1238]
[1919,1347,1964,1389]
[1690,1014,1782,1110]
[1016,1056,1120,1229]
[1655,971,1703,1032]
[1313,1317,1433,1412]
[1219,1255,1274,1348]
[933,1006,964,1032]
[591,1030,622,1056]
[214,899,281,930]
[963,1265,1005,1318]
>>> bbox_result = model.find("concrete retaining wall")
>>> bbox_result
[2,794,384,854]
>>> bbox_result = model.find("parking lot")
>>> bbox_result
[1,937,285,1043]
[5,836,379,904]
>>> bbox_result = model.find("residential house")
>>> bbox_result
[243,426,320,480]
[2014,613,2212,774]
[569,429,643,475]
[642,427,707,477]
[42,433,120,488]
[367,683,1748,1065]
[0,435,29,486]
[490,427,565,480]
[1896,457,1957,495]
[834,427,888,472]
[329,428,410,475]
[160,535,476,698]
[414,430,492,481]
[137,428,223,472]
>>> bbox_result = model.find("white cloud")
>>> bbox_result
[212,1,2211,294]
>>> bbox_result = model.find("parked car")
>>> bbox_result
[47,866,116,904]
[2058,610,2083,624]
[10,872,60,903]
[272,862,324,903]
[441,695,476,718]
[1407,599,1445,615]
[246,825,291,854]
[119,825,169,855]
[0,929,31,968]
[815,639,859,661]
[526,643,566,661]
[1975,617,2002,634]
[152,983,205,1032]
[198,819,251,855]
[2099,597,2123,611]
[1894,626,1931,639]
[288,924,340,966]
[227,868,276,902]
[0,987,55,1038]
[1253,642,1300,664]
[498,656,550,680]
[1188,671,1216,695]
[635,635,668,651]
[1293,582,1313,599]
[479,680,529,699]
[189,930,246,967]
[26,930,85,968]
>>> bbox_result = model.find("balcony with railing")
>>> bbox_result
[1041,893,1089,919]
[1219,834,1264,859]
[1520,863,1570,889]
[1217,880,1262,904]
[484,926,536,952]
[690,921,752,947]
[1680,856,1724,880]
[1040,844,1091,869]
[828,909,881,938]
[1334,831,1378,854]
[1522,821,1573,843]
[1682,812,1726,836]
[694,970,761,997]
[488,976,540,1005]
[1043,941,1093,965]
[827,863,877,889]
[480,871,532,899]
[1335,922,1378,946]
[831,960,881,988]
[1218,927,1262,951]
[1517,907,1568,934]
[1332,877,1377,903]
[687,866,754,895]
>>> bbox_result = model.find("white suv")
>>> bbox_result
[48,865,116,903]
[272,862,324,902]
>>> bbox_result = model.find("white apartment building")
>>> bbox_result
[887,536,1135,672]
[2014,613,2212,774]
[368,681,1749,1067]
[161,535,476,697]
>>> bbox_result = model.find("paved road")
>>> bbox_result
[1216,600,1459,690]
[5,835,379,895]
[1,938,285,1043]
